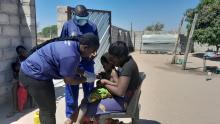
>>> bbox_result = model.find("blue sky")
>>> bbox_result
[36,0,200,31]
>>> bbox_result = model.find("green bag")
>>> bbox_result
[87,87,112,103]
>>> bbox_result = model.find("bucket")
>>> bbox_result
[34,111,40,124]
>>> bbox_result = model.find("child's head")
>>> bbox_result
[16,45,27,58]
[108,41,129,66]
[101,53,113,72]
[79,33,100,58]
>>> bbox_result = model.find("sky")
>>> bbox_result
[36,0,200,32]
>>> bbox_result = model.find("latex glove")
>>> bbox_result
[84,71,96,83]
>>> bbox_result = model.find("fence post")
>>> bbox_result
[182,13,198,70]
[171,16,185,64]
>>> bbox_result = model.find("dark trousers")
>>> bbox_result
[19,70,56,124]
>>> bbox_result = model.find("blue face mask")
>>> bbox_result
[75,15,88,26]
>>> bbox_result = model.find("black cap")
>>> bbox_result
[74,5,89,17]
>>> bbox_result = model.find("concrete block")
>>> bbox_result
[0,37,11,49]
[20,25,36,39]
[0,71,12,84]
[57,6,68,13]
[9,15,20,25]
[3,47,17,60]
[21,15,30,25]
[10,0,19,4]
[4,70,13,82]
[20,26,31,37]
[20,4,35,16]
[23,37,36,49]
[0,13,9,25]
[2,25,19,37]
[11,37,23,47]
[21,15,36,26]
[20,0,35,6]
[57,13,68,22]
[57,21,65,36]
[57,6,68,22]
[0,0,11,4]
[0,49,3,60]
[1,3,18,15]
[0,92,10,105]
[0,60,11,72]
[0,70,13,83]
[0,84,11,102]
[0,26,2,34]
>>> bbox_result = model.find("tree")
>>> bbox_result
[39,25,58,38]
[185,0,220,52]
[145,22,164,32]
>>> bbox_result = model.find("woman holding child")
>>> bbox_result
[76,41,140,124]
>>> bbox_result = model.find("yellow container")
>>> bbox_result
[34,111,40,124]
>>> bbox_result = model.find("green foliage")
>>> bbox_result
[185,0,220,51]
[145,22,164,31]
[40,25,58,38]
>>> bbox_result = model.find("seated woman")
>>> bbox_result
[76,41,140,124]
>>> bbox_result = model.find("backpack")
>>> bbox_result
[27,36,79,57]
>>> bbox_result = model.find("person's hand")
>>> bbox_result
[100,79,107,85]
[96,80,103,87]
[77,68,84,75]
[96,72,106,79]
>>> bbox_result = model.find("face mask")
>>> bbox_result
[75,15,88,26]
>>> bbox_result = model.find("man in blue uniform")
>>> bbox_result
[60,5,98,124]
[19,33,100,124]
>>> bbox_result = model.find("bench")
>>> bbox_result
[98,72,146,124]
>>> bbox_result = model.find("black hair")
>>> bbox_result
[16,45,26,54]
[100,53,109,64]
[108,41,129,58]
[74,5,89,17]
[79,33,100,50]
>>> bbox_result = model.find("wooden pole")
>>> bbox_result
[131,22,133,43]
[171,16,185,64]
[182,14,198,70]
[139,31,144,53]
[134,32,136,50]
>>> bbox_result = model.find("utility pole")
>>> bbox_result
[171,16,185,64]
[139,31,144,53]
[50,25,52,39]
[131,22,135,50]
[182,13,198,70]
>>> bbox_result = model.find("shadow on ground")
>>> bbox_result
[0,84,65,124]
[155,63,206,76]
[138,119,161,124]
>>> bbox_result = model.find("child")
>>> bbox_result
[88,53,119,103]
[75,53,118,124]
[7,46,28,117]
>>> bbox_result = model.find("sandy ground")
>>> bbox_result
[1,52,220,124]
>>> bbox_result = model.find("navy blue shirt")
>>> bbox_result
[60,19,98,38]
[60,18,98,68]
[21,41,81,80]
